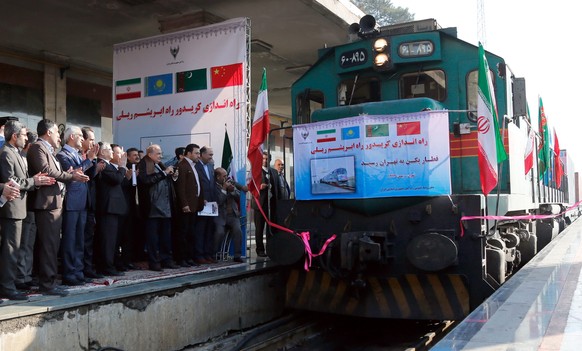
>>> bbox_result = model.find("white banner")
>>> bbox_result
[113,18,248,179]
[293,111,452,200]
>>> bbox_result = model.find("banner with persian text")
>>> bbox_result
[293,111,452,200]
[113,18,248,180]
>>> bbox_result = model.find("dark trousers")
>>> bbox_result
[176,212,197,263]
[254,209,268,254]
[98,213,119,273]
[194,216,214,259]
[16,211,36,284]
[214,215,243,258]
[117,213,136,266]
[0,218,23,294]
[145,217,172,266]
[84,211,96,274]
[35,208,63,291]
[61,210,87,281]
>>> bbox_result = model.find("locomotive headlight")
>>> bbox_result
[406,233,457,271]
[374,53,390,67]
[373,38,388,52]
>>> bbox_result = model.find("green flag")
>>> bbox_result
[221,128,234,180]
[537,97,551,180]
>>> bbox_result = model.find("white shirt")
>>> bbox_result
[186,158,201,196]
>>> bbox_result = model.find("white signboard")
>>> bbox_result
[113,18,248,179]
[293,111,452,200]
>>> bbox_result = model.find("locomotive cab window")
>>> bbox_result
[399,69,446,101]
[338,76,381,105]
[466,69,495,122]
[296,89,324,124]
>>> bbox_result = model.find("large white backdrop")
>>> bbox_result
[113,18,248,178]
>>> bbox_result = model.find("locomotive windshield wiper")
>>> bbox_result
[348,74,359,105]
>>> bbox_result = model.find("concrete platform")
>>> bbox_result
[433,218,582,351]
[0,258,285,351]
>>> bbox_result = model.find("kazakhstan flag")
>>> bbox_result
[341,126,360,140]
[145,73,173,97]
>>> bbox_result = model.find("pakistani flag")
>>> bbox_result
[221,129,235,180]
[477,43,507,195]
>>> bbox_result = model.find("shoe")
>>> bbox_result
[205,257,218,264]
[194,258,210,264]
[84,270,104,279]
[62,278,84,286]
[233,257,244,263]
[82,278,94,283]
[185,259,197,266]
[149,264,163,272]
[125,263,137,270]
[257,252,268,258]
[41,288,69,297]
[1,292,29,301]
[15,282,31,290]
[161,261,180,269]
[102,270,124,277]
[178,261,191,267]
[115,265,128,272]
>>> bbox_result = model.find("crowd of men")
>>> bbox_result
[0,117,266,302]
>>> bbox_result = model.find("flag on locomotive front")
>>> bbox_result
[554,129,563,188]
[247,68,270,197]
[477,43,507,195]
[537,97,551,181]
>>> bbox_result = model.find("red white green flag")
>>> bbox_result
[524,127,535,175]
[477,43,507,195]
[247,69,270,197]
[554,129,563,188]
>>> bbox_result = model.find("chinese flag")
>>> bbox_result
[211,63,243,89]
[396,121,421,136]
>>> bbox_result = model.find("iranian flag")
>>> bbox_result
[554,129,563,188]
[477,43,507,195]
[247,69,270,197]
[115,78,142,100]
[524,126,535,175]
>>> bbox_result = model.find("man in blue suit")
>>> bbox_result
[194,146,217,264]
[56,126,96,285]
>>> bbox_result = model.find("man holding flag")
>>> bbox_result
[247,69,277,257]
[477,43,508,195]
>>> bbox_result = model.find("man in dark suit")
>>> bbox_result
[0,121,55,300]
[56,126,95,286]
[27,119,89,296]
[174,143,204,266]
[214,167,245,263]
[194,146,218,264]
[117,146,140,270]
[94,143,128,276]
[274,159,290,200]
[252,152,279,257]
[80,127,104,278]
[137,144,178,271]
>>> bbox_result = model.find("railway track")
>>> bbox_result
[189,313,457,351]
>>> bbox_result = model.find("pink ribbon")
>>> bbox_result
[250,191,336,271]
[459,200,582,237]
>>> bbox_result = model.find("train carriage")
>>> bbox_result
[268,16,572,320]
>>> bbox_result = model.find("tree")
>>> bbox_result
[352,0,414,26]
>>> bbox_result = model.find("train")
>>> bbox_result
[320,168,349,186]
[267,16,576,320]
